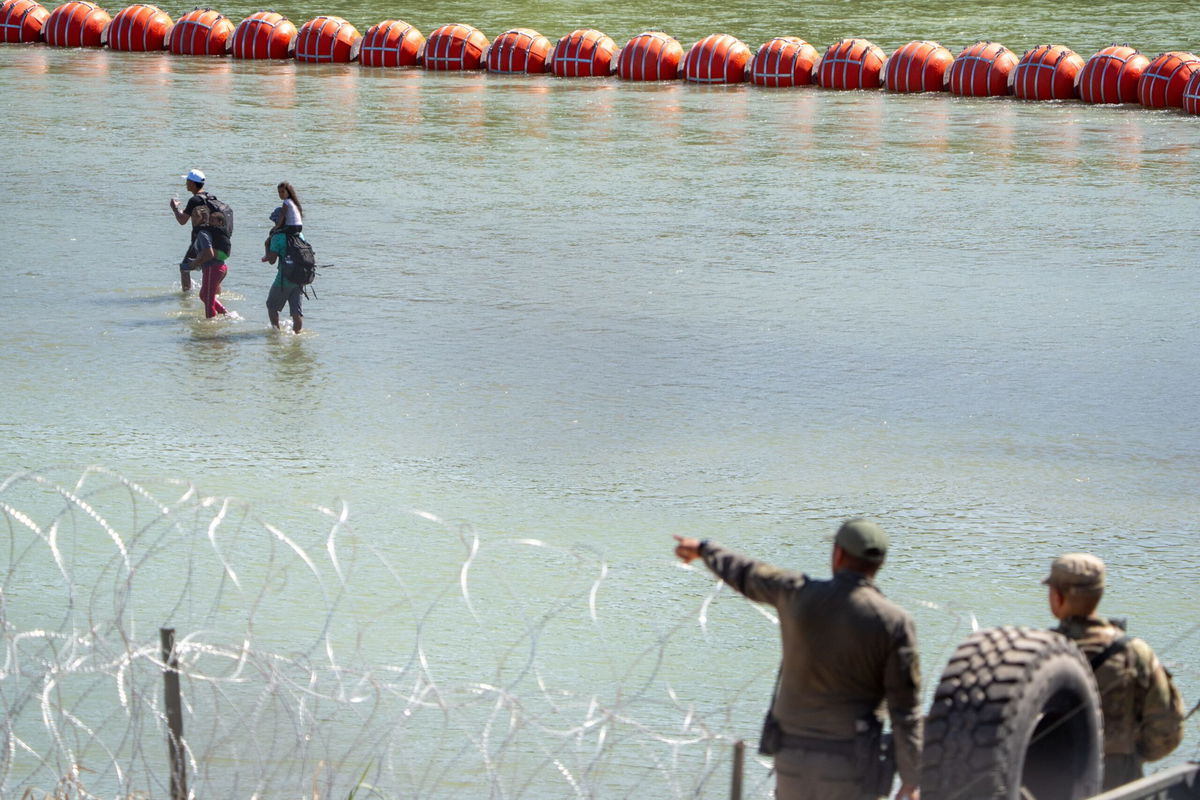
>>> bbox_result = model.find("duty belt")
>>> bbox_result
[779,734,856,757]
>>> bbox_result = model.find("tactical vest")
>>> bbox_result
[1061,619,1141,755]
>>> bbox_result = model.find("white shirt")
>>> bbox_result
[282,198,302,227]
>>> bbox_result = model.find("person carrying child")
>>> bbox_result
[189,226,228,318]
[262,182,306,332]
[262,181,303,264]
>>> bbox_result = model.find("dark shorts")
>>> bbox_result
[266,281,303,317]
[180,240,197,271]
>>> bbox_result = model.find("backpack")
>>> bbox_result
[280,233,317,287]
[191,193,234,254]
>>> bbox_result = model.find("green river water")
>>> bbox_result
[0,0,1198,796]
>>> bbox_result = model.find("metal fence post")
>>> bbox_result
[161,628,187,800]
[731,738,745,800]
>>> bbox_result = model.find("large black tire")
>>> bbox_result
[921,626,1102,800]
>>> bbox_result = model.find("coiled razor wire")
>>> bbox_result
[0,467,787,799]
[1,469,1190,799]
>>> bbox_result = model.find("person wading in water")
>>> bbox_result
[169,168,208,291]
[263,182,306,332]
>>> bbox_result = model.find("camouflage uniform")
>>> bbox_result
[1043,553,1186,792]
[699,539,922,800]
[1055,615,1185,790]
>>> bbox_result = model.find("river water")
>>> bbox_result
[1,0,1198,796]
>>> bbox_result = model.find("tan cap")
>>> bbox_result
[1042,553,1106,590]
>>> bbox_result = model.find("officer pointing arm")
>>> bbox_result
[675,519,921,800]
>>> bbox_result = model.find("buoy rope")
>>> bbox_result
[9,10,1200,114]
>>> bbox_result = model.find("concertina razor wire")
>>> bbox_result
[0,467,1072,799]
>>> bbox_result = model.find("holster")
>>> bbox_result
[855,715,896,796]
[758,709,783,755]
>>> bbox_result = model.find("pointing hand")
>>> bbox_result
[673,535,701,563]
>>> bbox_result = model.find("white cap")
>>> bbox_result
[183,168,206,184]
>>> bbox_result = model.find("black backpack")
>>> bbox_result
[192,193,234,254]
[280,233,317,286]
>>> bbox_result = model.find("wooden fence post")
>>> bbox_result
[161,628,187,800]
[730,738,745,800]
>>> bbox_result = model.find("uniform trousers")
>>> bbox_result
[1102,754,1143,792]
[775,749,882,800]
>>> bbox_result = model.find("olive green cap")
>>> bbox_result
[834,518,888,564]
[1042,553,1106,590]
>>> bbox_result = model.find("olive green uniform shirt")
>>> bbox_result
[1055,616,1185,790]
[699,542,923,788]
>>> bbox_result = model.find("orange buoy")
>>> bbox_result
[748,36,818,87]
[107,4,171,51]
[683,33,750,84]
[1138,51,1200,108]
[0,0,49,43]
[169,8,231,56]
[815,38,885,90]
[947,41,1017,97]
[617,31,683,81]
[551,28,615,77]
[1183,69,1200,115]
[1077,45,1148,104]
[44,0,110,47]
[423,23,488,71]
[231,11,296,60]
[359,19,424,67]
[295,15,361,63]
[487,27,551,74]
[1011,44,1083,100]
[884,40,952,93]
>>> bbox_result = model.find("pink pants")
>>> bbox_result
[199,263,227,318]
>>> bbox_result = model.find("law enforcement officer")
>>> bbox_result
[674,519,921,800]
[1044,553,1185,790]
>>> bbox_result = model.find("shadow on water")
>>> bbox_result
[102,293,189,306]
[100,288,199,318]
[100,289,218,326]
[266,328,320,387]
[178,313,273,357]
[180,321,237,370]
[186,323,269,342]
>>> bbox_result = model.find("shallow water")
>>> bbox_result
[1,0,1199,795]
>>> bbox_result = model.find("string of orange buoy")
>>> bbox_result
[2,0,1198,114]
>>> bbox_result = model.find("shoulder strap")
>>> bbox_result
[1090,634,1130,670]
